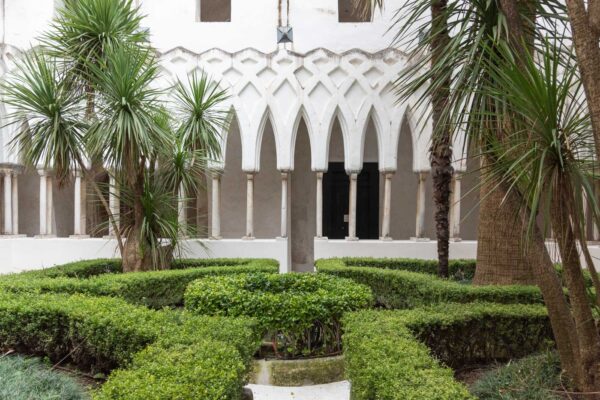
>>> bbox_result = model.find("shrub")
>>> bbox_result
[0,259,279,308]
[340,257,477,281]
[95,343,245,400]
[185,273,374,358]
[0,355,88,400]
[343,303,553,400]
[470,352,563,400]
[10,259,121,279]
[316,259,543,309]
[0,290,262,400]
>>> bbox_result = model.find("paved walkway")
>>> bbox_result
[247,381,350,400]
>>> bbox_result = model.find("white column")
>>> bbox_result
[347,172,358,241]
[280,171,289,238]
[11,172,19,235]
[108,175,120,236]
[413,171,429,240]
[38,170,48,235]
[450,173,462,241]
[316,172,324,238]
[244,173,255,239]
[3,171,12,235]
[211,174,222,239]
[71,171,88,237]
[46,174,53,235]
[178,183,187,234]
[380,172,393,240]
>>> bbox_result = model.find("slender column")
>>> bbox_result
[178,183,187,234]
[347,172,358,240]
[46,175,53,235]
[38,170,48,235]
[280,172,289,238]
[11,172,18,235]
[316,172,324,238]
[108,175,120,236]
[211,174,222,239]
[3,171,12,235]
[380,172,393,240]
[244,173,255,239]
[450,173,462,241]
[413,171,429,240]
[72,171,89,236]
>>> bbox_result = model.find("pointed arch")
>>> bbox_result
[214,106,241,171]
[393,105,422,172]
[254,107,282,173]
[324,106,351,171]
[358,107,385,169]
[289,107,315,171]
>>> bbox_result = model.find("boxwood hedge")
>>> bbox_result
[343,303,552,400]
[316,258,543,308]
[1,258,279,308]
[185,273,373,358]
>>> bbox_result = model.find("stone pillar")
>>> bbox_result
[380,172,393,240]
[37,169,54,237]
[11,171,19,235]
[280,172,289,238]
[71,171,88,237]
[316,172,324,238]
[38,171,47,235]
[347,172,358,241]
[412,171,429,241]
[3,170,12,235]
[244,173,255,240]
[211,174,222,239]
[108,175,120,236]
[450,173,462,241]
[178,183,187,235]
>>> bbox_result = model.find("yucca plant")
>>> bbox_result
[2,0,228,272]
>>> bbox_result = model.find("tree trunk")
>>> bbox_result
[474,161,535,285]
[551,182,600,393]
[122,175,150,272]
[430,0,453,278]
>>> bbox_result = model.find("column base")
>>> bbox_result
[379,236,393,241]
[314,236,328,241]
[103,235,117,239]
[449,237,462,242]
[410,237,430,242]
[242,236,255,241]
[70,234,91,239]
[34,234,57,239]
[276,236,288,241]
[0,234,27,239]
[209,236,222,240]
[345,236,359,241]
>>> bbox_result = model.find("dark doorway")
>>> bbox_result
[323,162,379,239]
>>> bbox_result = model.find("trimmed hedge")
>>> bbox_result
[185,273,373,358]
[0,290,261,399]
[316,259,543,309]
[1,259,279,308]
[340,257,477,281]
[343,303,552,400]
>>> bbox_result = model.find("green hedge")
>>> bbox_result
[185,273,373,358]
[1,259,279,308]
[316,259,543,309]
[340,257,477,281]
[0,290,261,399]
[343,303,552,400]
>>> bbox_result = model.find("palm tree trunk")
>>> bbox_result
[430,0,452,278]
[474,164,535,284]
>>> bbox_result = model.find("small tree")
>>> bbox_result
[2,0,229,272]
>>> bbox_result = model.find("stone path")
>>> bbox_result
[247,381,350,400]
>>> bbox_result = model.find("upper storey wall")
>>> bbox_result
[2,0,405,53]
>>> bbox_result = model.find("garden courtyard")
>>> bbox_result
[3,0,600,399]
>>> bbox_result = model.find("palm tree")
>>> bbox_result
[2,3,228,272]
[482,39,600,394]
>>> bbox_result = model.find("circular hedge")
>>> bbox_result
[184,273,374,358]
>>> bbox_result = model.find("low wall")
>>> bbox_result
[0,237,290,274]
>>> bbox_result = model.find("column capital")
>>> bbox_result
[280,171,290,180]
[346,170,361,176]
[37,168,53,177]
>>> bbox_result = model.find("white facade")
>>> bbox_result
[0,0,484,273]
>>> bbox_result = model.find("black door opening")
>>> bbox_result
[323,162,379,239]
